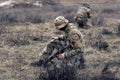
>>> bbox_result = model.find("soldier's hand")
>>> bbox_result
[57,53,65,59]
[51,36,58,41]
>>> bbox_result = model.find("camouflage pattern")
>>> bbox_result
[82,3,92,18]
[57,23,85,58]
[38,17,85,80]
[39,39,67,65]
[54,16,69,29]
[82,3,91,9]
[54,16,85,67]
[38,39,68,80]
[41,16,85,64]
[74,3,92,28]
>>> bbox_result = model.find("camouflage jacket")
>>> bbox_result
[77,6,92,19]
[58,23,85,58]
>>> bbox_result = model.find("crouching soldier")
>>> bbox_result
[39,16,85,67]
[38,16,86,80]
[74,3,92,28]
[53,16,85,68]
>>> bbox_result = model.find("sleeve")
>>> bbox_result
[65,33,85,58]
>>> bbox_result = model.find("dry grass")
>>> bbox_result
[1,23,56,46]
[0,23,56,80]
[0,18,119,80]
[0,0,120,80]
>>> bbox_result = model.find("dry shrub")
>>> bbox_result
[85,32,110,51]
[0,1,120,26]
[0,2,78,25]
[102,8,115,14]
[93,4,120,19]
[101,5,120,15]
[0,12,17,25]
[0,25,7,46]
[41,0,59,5]
[38,62,119,80]
[0,25,5,35]
[39,63,80,80]
[8,31,30,46]
[100,61,120,80]
[117,24,120,36]
[94,34,109,51]
[95,40,109,51]
[12,3,37,8]
[101,28,112,35]
[0,7,44,25]
[4,24,51,46]
[91,14,104,26]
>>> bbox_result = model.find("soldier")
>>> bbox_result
[53,16,85,68]
[74,3,92,28]
[39,16,85,66]
[38,16,86,80]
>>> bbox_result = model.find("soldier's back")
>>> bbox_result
[77,6,88,18]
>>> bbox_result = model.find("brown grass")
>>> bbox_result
[0,0,120,80]
[0,18,119,80]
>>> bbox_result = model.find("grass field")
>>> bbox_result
[0,0,120,80]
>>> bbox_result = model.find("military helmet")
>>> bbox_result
[54,16,69,29]
[82,3,91,9]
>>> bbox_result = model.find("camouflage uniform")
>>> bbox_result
[40,16,85,65]
[57,23,85,58]
[54,16,85,67]
[38,16,85,80]
[74,3,92,28]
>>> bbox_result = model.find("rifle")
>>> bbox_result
[43,45,70,66]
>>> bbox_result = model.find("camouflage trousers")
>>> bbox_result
[40,40,85,69]
[39,54,85,80]
[39,39,85,80]
[39,39,66,62]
